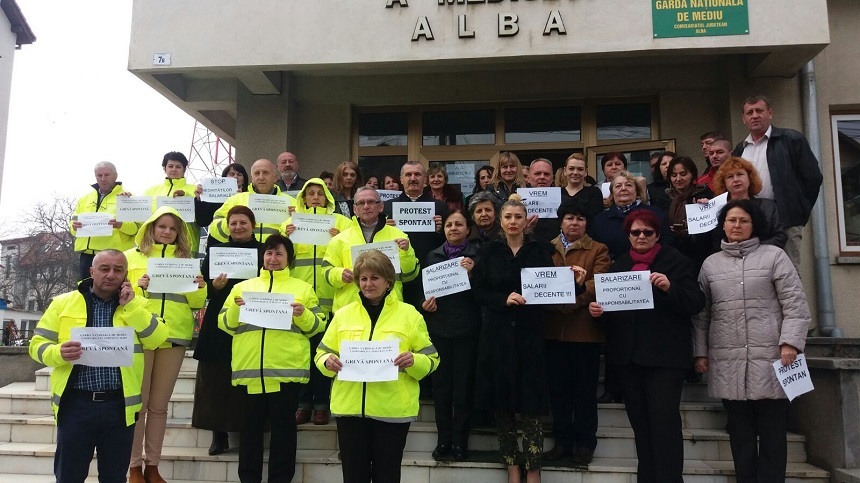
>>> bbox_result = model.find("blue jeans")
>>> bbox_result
[55,390,135,483]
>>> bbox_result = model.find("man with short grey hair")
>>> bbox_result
[275,151,307,192]
[70,162,137,281]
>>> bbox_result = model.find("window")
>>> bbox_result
[505,107,581,144]
[596,103,652,140]
[831,115,860,254]
[358,156,408,187]
[359,112,408,147]
[422,110,495,146]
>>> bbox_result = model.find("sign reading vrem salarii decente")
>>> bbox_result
[652,0,749,38]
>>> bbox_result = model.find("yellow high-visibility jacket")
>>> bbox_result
[315,295,438,422]
[29,280,169,426]
[125,207,206,348]
[219,268,325,394]
[322,216,419,312]
[282,178,352,316]
[144,177,199,255]
[70,183,138,255]
[209,185,295,244]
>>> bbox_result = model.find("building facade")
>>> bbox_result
[128,0,860,334]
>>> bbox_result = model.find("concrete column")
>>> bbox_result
[234,75,291,164]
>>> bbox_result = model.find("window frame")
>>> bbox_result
[830,113,860,255]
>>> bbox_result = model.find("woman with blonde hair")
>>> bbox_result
[332,160,362,218]
[125,207,206,483]
[485,152,526,208]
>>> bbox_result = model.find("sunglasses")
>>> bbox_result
[629,229,656,238]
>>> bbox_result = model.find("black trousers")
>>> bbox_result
[431,336,477,447]
[239,383,300,483]
[298,333,331,410]
[337,416,410,483]
[722,398,789,483]
[619,364,686,483]
[545,341,600,450]
[55,391,135,483]
[79,253,95,281]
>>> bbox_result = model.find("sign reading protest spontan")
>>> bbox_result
[156,196,195,222]
[520,267,576,305]
[147,258,200,294]
[392,202,436,232]
[652,0,749,39]
[685,192,729,235]
[76,212,114,237]
[116,196,153,222]
[422,257,470,299]
[351,241,402,274]
[773,354,814,402]
[517,187,562,219]
[289,213,335,246]
[239,292,294,330]
[248,194,292,225]
[208,247,258,280]
[594,271,654,311]
[338,339,399,383]
[376,190,403,203]
[201,177,239,203]
[70,327,134,367]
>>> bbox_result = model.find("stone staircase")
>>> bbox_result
[0,353,830,482]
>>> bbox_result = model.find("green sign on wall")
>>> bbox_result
[652,0,749,38]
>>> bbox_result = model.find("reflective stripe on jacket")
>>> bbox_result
[70,183,138,254]
[219,268,324,393]
[209,185,296,244]
[315,295,438,422]
[28,280,169,426]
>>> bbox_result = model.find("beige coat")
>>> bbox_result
[693,238,810,400]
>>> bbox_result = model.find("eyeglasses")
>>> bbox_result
[354,200,380,207]
[629,229,656,238]
[724,218,752,226]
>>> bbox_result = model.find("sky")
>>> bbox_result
[0,0,195,235]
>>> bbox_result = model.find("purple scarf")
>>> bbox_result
[443,240,468,259]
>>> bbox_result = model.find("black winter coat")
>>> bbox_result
[194,238,264,362]
[600,244,705,370]
[472,237,553,415]
[422,242,482,339]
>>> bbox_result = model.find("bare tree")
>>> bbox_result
[0,195,78,311]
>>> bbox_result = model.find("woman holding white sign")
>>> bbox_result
[282,178,352,426]
[421,209,481,461]
[125,206,206,483]
[144,151,200,256]
[219,234,325,483]
[315,250,438,483]
[693,199,809,482]
[194,205,263,455]
[193,162,249,229]
[588,209,705,483]
[665,155,714,268]
[472,195,554,483]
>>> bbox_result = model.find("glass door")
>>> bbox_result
[586,139,676,183]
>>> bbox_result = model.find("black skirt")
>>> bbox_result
[191,359,251,432]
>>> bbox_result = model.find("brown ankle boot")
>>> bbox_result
[143,465,167,483]
[128,466,145,483]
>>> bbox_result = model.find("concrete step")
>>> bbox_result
[0,443,830,482]
[7,379,730,429]
[0,413,808,463]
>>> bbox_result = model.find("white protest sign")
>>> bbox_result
[422,257,470,299]
[156,196,195,222]
[392,202,436,232]
[208,247,258,279]
[351,241,402,274]
[517,187,562,219]
[239,292,294,330]
[520,267,577,305]
[601,182,612,198]
[147,258,200,294]
[773,354,814,401]
[376,190,403,203]
[685,192,729,235]
[338,339,400,382]
[70,327,134,367]
[289,214,335,246]
[594,270,654,311]
[116,196,153,222]
[201,177,239,203]
[76,212,114,237]
[447,163,476,193]
[248,194,292,224]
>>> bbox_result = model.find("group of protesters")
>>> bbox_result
[30,94,822,483]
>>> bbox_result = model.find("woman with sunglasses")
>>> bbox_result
[588,209,705,483]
